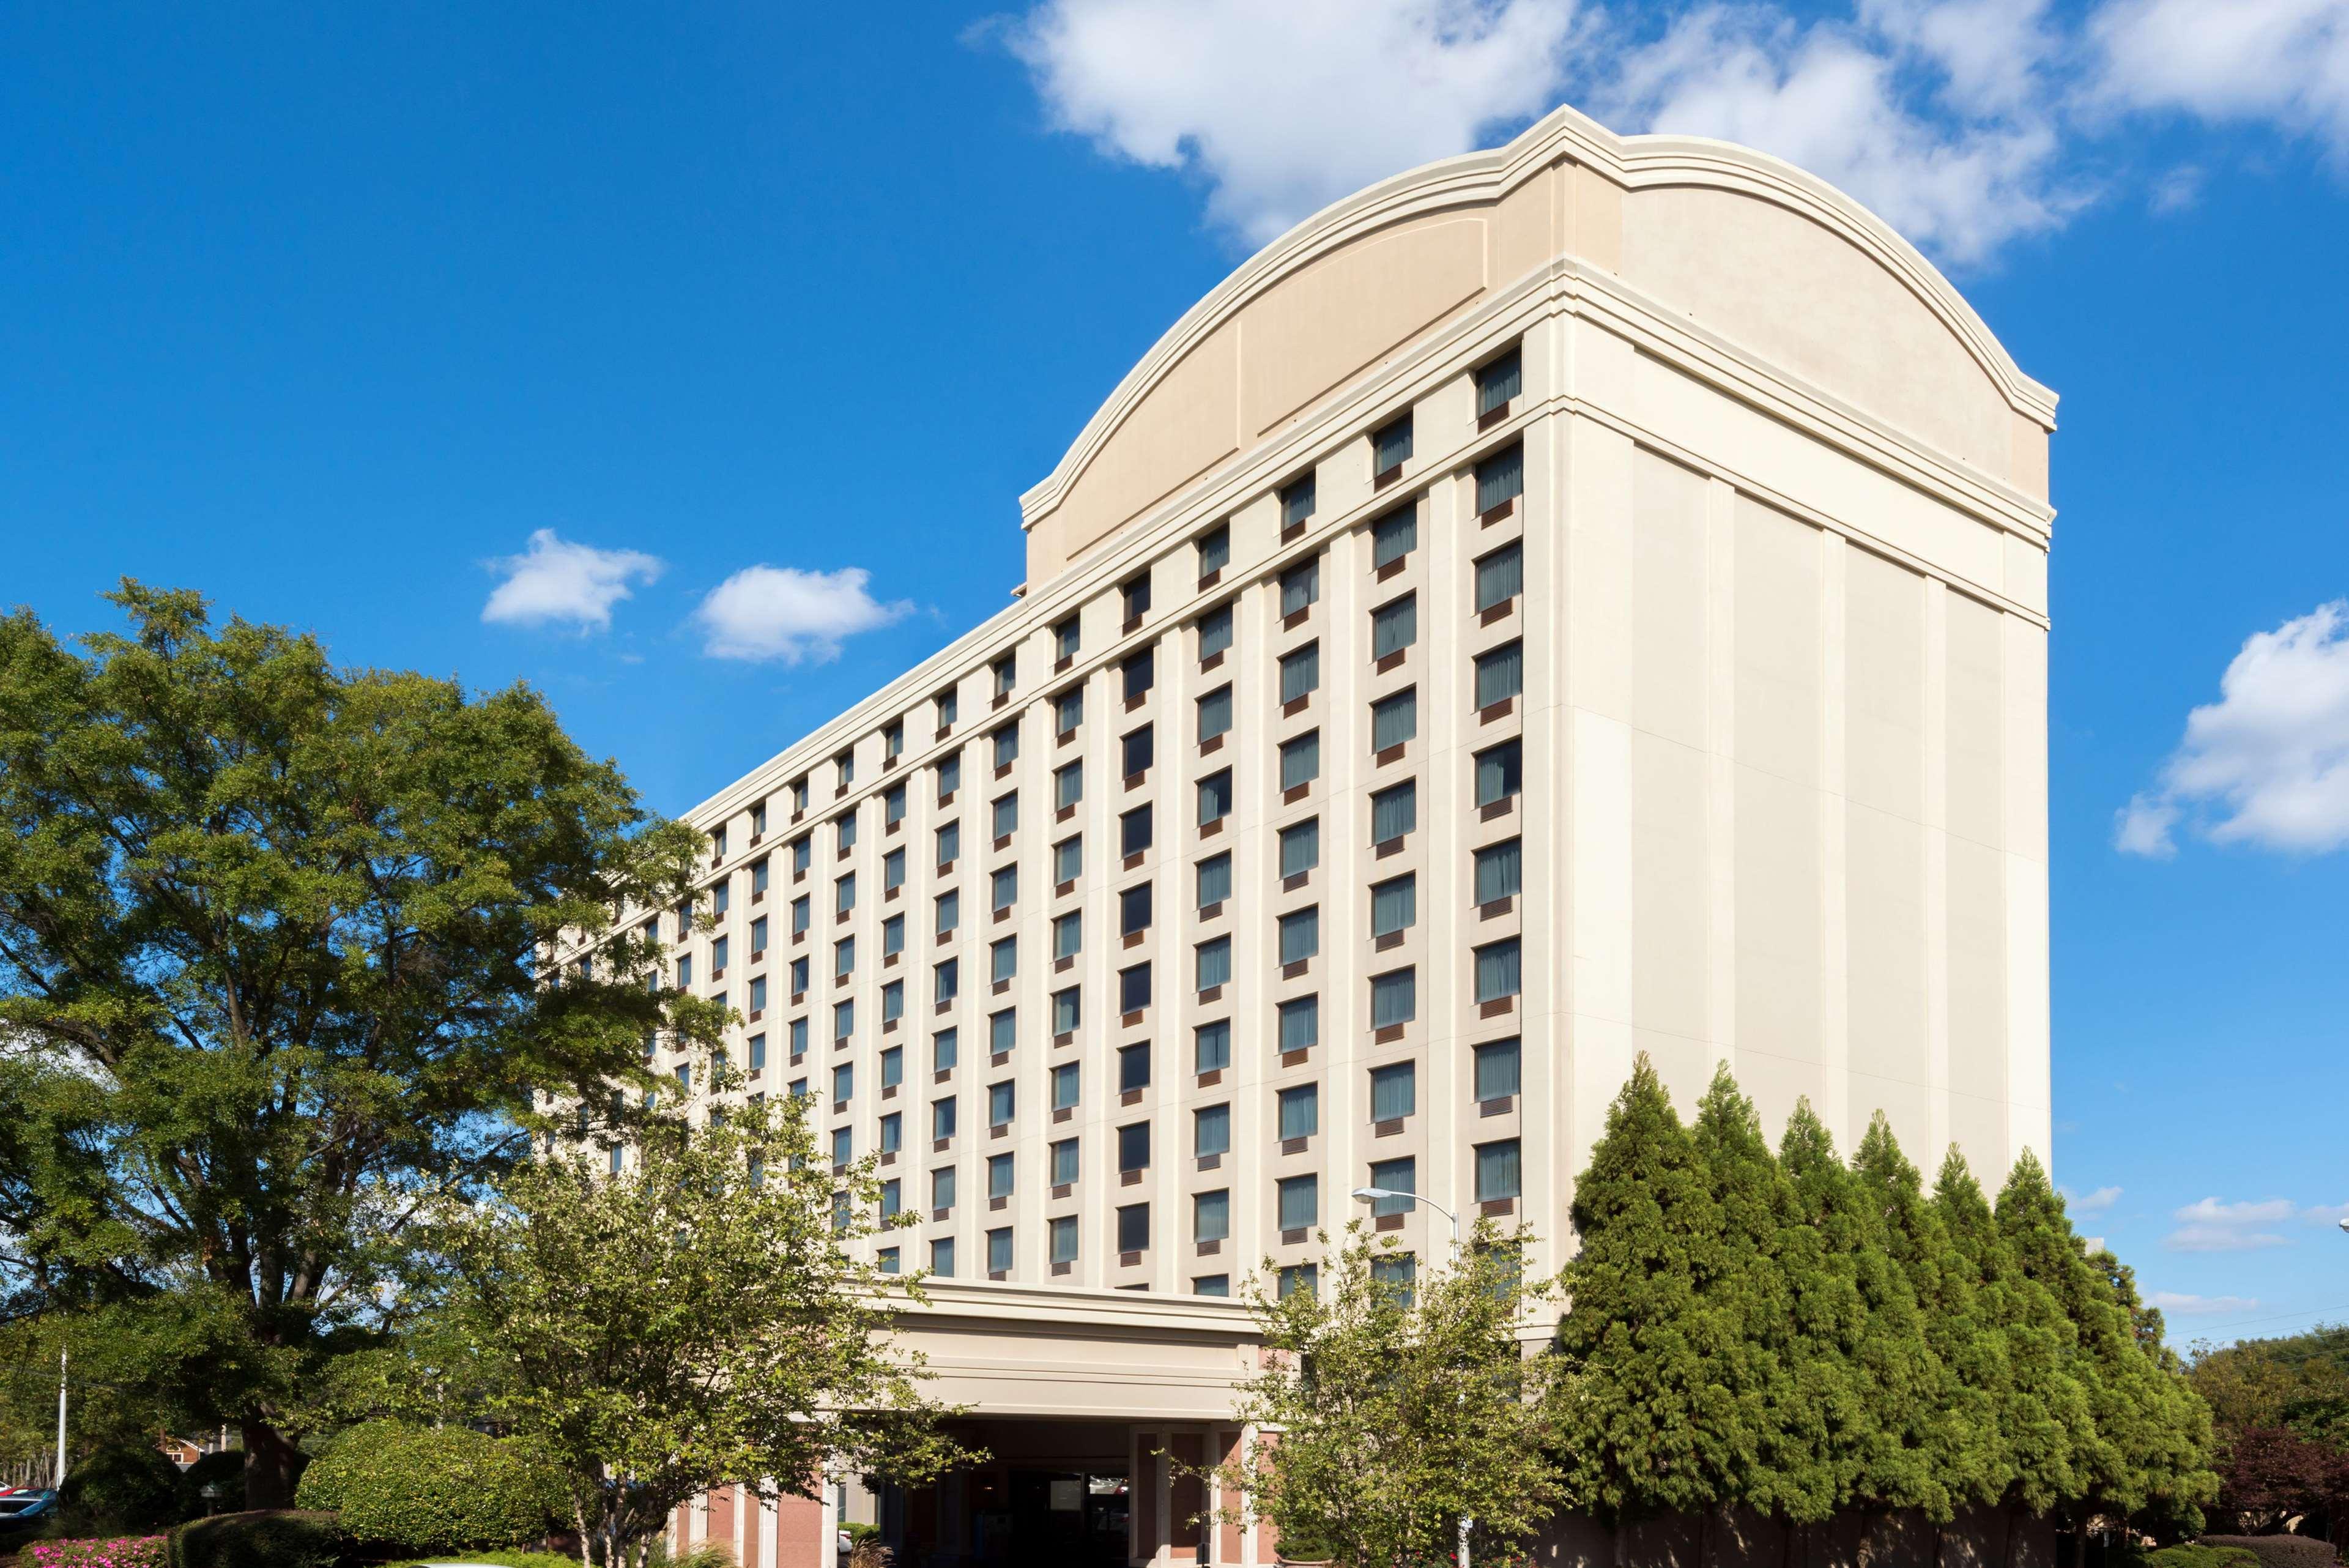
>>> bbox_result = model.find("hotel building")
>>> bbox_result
[618,103,2057,1567]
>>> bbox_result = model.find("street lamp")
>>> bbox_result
[1349,1187,1471,1568]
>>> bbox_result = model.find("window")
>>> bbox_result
[1053,912,1083,962]
[1197,852,1233,908]
[938,751,963,798]
[751,801,768,835]
[1370,688,1417,751]
[880,1178,902,1219]
[1371,593,1417,659]
[880,981,902,1026]
[836,873,857,917]
[1055,615,1082,663]
[992,653,1017,698]
[989,1009,1017,1056]
[881,913,904,957]
[1371,503,1417,570]
[992,864,1018,912]
[1197,685,1234,742]
[935,890,960,938]
[1372,411,1412,474]
[1372,967,1417,1029]
[1475,739,1523,808]
[937,688,960,727]
[1195,1020,1231,1074]
[1367,1156,1416,1216]
[1118,962,1152,1014]
[836,812,859,853]
[1116,1203,1151,1254]
[791,894,812,935]
[792,836,813,873]
[676,954,694,989]
[1277,995,1319,1053]
[937,821,962,866]
[1122,647,1156,702]
[880,1046,904,1090]
[1198,604,1233,659]
[878,1246,901,1274]
[1370,874,1416,938]
[751,856,770,895]
[988,1151,1015,1200]
[1195,1274,1231,1297]
[1052,1061,1081,1110]
[1280,730,1321,792]
[1052,1137,1080,1185]
[1280,472,1316,531]
[933,1029,959,1074]
[833,1062,854,1104]
[833,999,855,1041]
[1475,639,1524,708]
[1370,1061,1416,1121]
[883,722,904,762]
[1371,780,1417,844]
[1117,1121,1150,1172]
[1476,442,1526,515]
[1119,882,1153,935]
[990,937,1017,984]
[1197,770,1233,828]
[1475,541,1524,612]
[989,1080,1015,1128]
[789,956,810,994]
[1122,723,1154,778]
[883,847,906,892]
[1475,939,1522,1003]
[1277,1174,1319,1231]
[1279,642,1321,704]
[831,1127,852,1169]
[835,750,856,790]
[1052,986,1081,1035]
[991,792,1019,839]
[1193,1188,1231,1243]
[1475,345,1522,415]
[675,1061,693,1093]
[712,881,730,916]
[1198,523,1231,576]
[1122,570,1152,623]
[1194,1103,1231,1157]
[930,1236,957,1277]
[1279,557,1321,617]
[791,777,811,813]
[993,723,1021,770]
[834,935,855,978]
[712,935,730,973]
[1054,759,1085,810]
[1050,1215,1079,1265]
[884,783,908,827]
[1053,835,1082,884]
[749,975,768,1013]
[879,1112,902,1154]
[1195,937,1231,992]
[987,1227,1013,1274]
[1475,838,1523,904]
[749,1034,768,1074]
[1118,1042,1150,1093]
[1120,804,1154,857]
[1475,1037,1523,1102]
[1476,1139,1523,1202]
[1278,907,1320,965]
[790,1017,809,1055]
[933,1098,957,1140]
[1054,687,1084,736]
[1277,1083,1319,1140]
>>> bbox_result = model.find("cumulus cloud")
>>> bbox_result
[989,0,2349,269]
[2146,1291,2261,1316]
[2166,1197,2296,1252]
[692,566,913,664]
[2062,1184,2123,1216]
[482,529,664,633]
[2117,600,2349,856]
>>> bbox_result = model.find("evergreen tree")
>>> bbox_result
[1773,1102,1888,1519]
[1556,1057,1742,1520]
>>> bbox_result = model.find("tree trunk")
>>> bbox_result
[239,1415,305,1509]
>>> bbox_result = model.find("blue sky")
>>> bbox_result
[4,1,2346,1341]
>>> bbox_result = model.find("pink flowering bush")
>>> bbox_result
[24,1536,170,1568]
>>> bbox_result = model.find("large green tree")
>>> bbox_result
[434,1093,971,1568]
[0,584,711,1504]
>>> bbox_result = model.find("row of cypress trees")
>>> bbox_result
[1554,1058,2217,1535]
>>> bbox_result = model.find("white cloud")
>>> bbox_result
[2147,1290,2262,1316]
[2087,0,2349,154]
[2117,600,2349,856]
[2063,1184,2123,1215]
[482,529,664,633]
[2165,1195,2307,1252]
[692,566,913,664]
[996,0,1585,245]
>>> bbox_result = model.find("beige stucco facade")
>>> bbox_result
[616,102,2055,1567]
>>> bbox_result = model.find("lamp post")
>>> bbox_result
[1350,1186,1470,1568]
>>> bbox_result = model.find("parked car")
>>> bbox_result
[0,1487,56,1524]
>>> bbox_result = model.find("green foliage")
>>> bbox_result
[173,1452,245,1521]
[378,1554,579,1568]
[2194,1539,2342,1568]
[1559,1055,2217,1537]
[56,1442,182,1533]
[0,584,718,1505]
[23,1537,171,1568]
[2118,1545,2263,1568]
[292,1420,561,1551]
[165,1510,341,1568]
[426,1096,973,1568]
[1203,1217,1574,1567]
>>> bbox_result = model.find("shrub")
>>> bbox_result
[2199,1538,2342,1568]
[380,1554,579,1568]
[166,1510,341,1568]
[57,1444,183,1533]
[26,1536,170,1568]
[171,1451,245,1520]
[2138,1547,2265,1568]
[293,1421,562,1553]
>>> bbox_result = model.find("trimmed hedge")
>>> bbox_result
[2198,1538,2342,1568]
[2139,1547,2265,1568]
[294,1421,561,1554]
[166,1509,341,1568]
[57,1444,183,1533]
